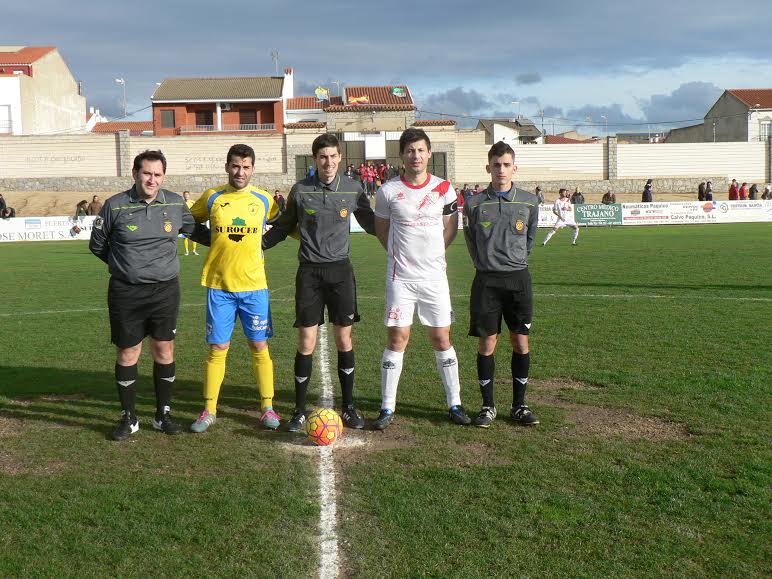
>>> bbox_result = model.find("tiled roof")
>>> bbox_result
[92,121,153,136]
[286,96,343,110]
[545,135,586,144]
[285,122,326,129]
[325,104,415,112]
[344,85,413,105]
[727,89,772,109]
[153,77,284,101]
[413,119,456,126]
[477,118,541,138]
[0,46,55,65]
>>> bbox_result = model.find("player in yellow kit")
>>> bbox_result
[182,191,199,255]
[188,144,281,432]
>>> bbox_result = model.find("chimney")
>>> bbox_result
[283,66,294,100]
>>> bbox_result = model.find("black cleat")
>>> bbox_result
[341,405,364,429]
[372,409,394,431]
[448,405,471,425]
[285,409,307,432]
[474,406,497,428]
[152,412,182,435]
[111,413,139,441]
[510,404,540,426]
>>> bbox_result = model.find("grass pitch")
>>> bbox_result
[0,223,770,577]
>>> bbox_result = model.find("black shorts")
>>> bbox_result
[469,270,533,337]
[108,277,180,348]
[295,260,359,328]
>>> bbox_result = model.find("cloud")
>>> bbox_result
[416,87,495,126]
[516,73,542,85]
[636,81,722,125]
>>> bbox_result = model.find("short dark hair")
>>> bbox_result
[227,144,255,165]
[488,141,515,162]
[312,133,341,157]
[133,150,167,174]
[559,188,567,195]
[399,128,431,154]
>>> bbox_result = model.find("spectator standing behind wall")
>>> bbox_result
[748,184,759,200]
[1,207,15,219]
[705,180,714,201]
[0,193,6,212]
[739,182,749,200]
[601,189,616,204]
[75,200,89,218]
[641,179,653,203]
[728,179,739,200]
[762,185,771,200]
[571,186,585,205]
[87,195,103,215]
[698,182,706,201]
[535,186,545,205]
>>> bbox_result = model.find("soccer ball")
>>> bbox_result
[305,408,343,446]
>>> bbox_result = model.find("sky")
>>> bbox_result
[4,0,772,135]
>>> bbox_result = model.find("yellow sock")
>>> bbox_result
[252,347,274,410]
[204,348,228,414]
[184,238,190,252]
[192,241,198,252]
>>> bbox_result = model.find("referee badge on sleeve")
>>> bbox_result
[339,208,348,218]
[164,220,173,233]
[515,219,525,232]
[94,217,103,230]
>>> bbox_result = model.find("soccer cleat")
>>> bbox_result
[372,409,394,431]
[510,404,540,426]
[193,250,199,255]
[111,413,139,441]
[474,406,497,428]
[190,409,216,433]
[448,405,471,425]
[260,408,281,430]
[152,411,182,435]
[285,408,307,432]
[341,405,365,429]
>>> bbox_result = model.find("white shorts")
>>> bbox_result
[552,219,578,230]
[384,279,454,327]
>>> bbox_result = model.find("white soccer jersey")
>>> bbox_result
[375,174,456,282]
[553,198,575,224]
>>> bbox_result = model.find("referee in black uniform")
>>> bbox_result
[90,150,200,441]
[263,133,375,431]
[462,141,541,428]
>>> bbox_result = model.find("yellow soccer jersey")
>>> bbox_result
[185,199,194,209]
[190,183,278,291]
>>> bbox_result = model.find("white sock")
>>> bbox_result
[435,346,461,407]
[543,229,556,244]
[572,226,579,243]
[381,348,404,411]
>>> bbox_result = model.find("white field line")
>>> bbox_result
[316,322,339,579]
[2,291,770,318]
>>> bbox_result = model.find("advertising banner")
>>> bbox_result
[574,203,622,226]
[713,200,772,223]
[620,202,671,225]
[0,215,96,242]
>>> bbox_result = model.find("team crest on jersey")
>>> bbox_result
[339,208,348,218]
[248,202,258,216]
[515,219,524,232]
[396,191,406,201]
[126,224,138,231]
[163,220,173,233]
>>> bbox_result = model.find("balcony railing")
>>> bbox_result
[178,123,276,134]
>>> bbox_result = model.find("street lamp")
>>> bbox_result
[600,114,608,136]
[114,77,126,118]
[511,100,521,119]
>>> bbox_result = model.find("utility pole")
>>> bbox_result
[114,77,126,118]
[271,50,279,75]
[538,109,545,140]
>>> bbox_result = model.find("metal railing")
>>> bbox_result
[178,123,276,133]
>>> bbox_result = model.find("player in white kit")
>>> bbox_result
[372,128,471,429]
[542,188,579,246]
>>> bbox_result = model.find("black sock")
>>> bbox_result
[115,363,138,418]
[338,349,355,407]
[477,353,495,407]
[511,352,530,407]
[153,361,175,420]
[294,352,313,410]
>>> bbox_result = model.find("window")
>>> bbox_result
[195,110,214,127]
[428,152,447,179]
[759,121,771,142]
[160,110,175,129]
[240,109,257,128]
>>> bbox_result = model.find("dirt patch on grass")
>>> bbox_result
[0,414,23,437]
[533,379,690,441]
